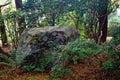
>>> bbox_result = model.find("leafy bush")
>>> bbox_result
[107,45,120,71]
[22,51,54,72]
[51,65,71,78]
[108,16,120,28]
[23,64,35,71]
[102,26,120,79]
[62,39,106,64]
[102,60,113,69]
[21,42,58,71]
[108,16,120,36]
[111,26,120,38]
[20,38,110,78]
[0,53,16,78]
[110,26,120,45]
[21,42,71,78]
[101,44,120,79]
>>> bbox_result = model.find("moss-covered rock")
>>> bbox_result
[16,26,80,69]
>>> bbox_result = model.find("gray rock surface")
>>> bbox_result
[16,26,80,69]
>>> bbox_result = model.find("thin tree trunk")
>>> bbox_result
[15,0,24,35]
[51,13,56,26]
[0,8,7,47]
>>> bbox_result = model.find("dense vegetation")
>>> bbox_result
[0,0,120,80]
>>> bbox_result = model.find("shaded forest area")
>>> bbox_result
[0,0,120,80]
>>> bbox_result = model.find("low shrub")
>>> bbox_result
[101,26,120,79]
[110,26,120,45]
[50,64,71,78]
[108,26,120,71]
[102,60,113,70]
[0,53,15,67]
[62,39,106,64]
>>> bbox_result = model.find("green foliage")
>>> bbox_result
[59,53,69,61]
[62,39,105,64]
[51,65,71,78]
[3,8,25,45]
[102,60,113,69]
[36,52,54,72]
[23,0,42,27]
[111,26,120,38]
[23,64,35,71]
[40,0,69,26]
[107,46,120,71]
[10,48,17,61]
[108,17,120,28]
[38,21,49,27]
[0,54,15,67]
[1,0,120,78]
[21,42,71,77]
[22,46,54,72]
[0,48,21,67]
[102,44,120,80]
[110,26,120,45]
[2,0,119,44]
[23,0,41,11]
[0,49,18,78]
[103,26,120,75]
[23,0,69,26]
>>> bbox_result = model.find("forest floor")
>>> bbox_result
[0,53,117,80]
[1,37,119,80]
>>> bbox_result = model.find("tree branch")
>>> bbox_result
[0,2,11,8]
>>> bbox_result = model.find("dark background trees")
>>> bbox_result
[86,0,109,43]
[0,0,119,47]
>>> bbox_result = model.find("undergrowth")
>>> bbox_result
[0,34,120,79]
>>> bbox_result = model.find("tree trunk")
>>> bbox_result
[51,14,56,26]
[15,0,25,35]
[0,8,8,47]
[15,0,23,9]
[97,0,108,43]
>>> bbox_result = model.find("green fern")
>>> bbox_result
[0,54,15,67]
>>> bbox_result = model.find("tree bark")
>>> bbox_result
[15,0,23,9]
[97,0,108,43]
[98,11,108,43]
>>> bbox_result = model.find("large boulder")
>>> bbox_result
[16,26,80,68]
